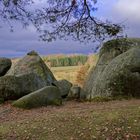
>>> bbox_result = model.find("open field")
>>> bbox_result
[0,99,140,140]
[51,66,82,84]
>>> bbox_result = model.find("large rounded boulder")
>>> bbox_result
[0,58,11,77]
[83,38,140,99]
[89,48,140,98]
[12,86,62,109]
[0,51,56,100]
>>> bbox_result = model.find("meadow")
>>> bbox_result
[51,66,81,85]
[50,54,99,85]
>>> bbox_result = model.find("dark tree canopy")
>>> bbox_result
[0,0,123,42]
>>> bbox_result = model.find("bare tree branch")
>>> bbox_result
[0,0,124,43]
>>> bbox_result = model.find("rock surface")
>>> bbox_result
[52,79,72,98]
[83,38,140,99]
[7,50,56,85]
[0,73,50,100]
[0,58,11,77]
[13,86,62,109]
[68,86,81,99]
[0,51,56,100]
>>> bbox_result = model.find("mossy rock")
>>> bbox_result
[0,73,49,100]
[7,50,56,85]
[96,48,140,97]
[67,86,81,100]
[52,79,72,98]
[0,57,11,77]
[86,48,140,99]
[83,38,140,99]
[0,51,57,101]
[12,86,62,109]
[100,38,140,57]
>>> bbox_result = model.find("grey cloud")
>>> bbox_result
[112,0,140,37]
[95,0,140,37]
[0,34,95,57]
[0,20,95,57]
[114,0,140,22]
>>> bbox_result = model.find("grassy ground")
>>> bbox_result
[0,99,140,140]
[51,66,81,84]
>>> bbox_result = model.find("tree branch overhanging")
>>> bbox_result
[0,0,124,43]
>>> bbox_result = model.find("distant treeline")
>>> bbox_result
[43,55,88,67]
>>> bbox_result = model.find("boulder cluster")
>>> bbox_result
[0,38,140,107]
[0,51,76,108]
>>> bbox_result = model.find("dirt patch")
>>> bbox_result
[0,99,140,140]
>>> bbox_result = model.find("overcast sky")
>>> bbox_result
[0,0,140,58]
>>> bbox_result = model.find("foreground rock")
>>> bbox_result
[0,73,51,100]
[0,51,56,100]
[13,86,62,109]
[83,38,140,99]
[52,80,72,98]
[0,58,11,77]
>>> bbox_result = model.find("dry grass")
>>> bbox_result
[50,54,99,86]
[51,66,82,84]
[76,65,90,87]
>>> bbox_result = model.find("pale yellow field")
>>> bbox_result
[51,66,82,84]
[50,54,99,85]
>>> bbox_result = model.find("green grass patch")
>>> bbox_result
[91,96,113,102]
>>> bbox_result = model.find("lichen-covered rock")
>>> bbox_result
[12,86,62,109]
[0,51,57,100]
[0,58,11,76]
[83,38,140,99]
[52,79,72,98]
[0,73,49,100]
[67,86,81,99]
[93,48,140,97]
[7,50,56,85]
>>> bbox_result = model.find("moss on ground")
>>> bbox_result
[90,96,113,102]
[0,98,4,104]
[85,96,134,103]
